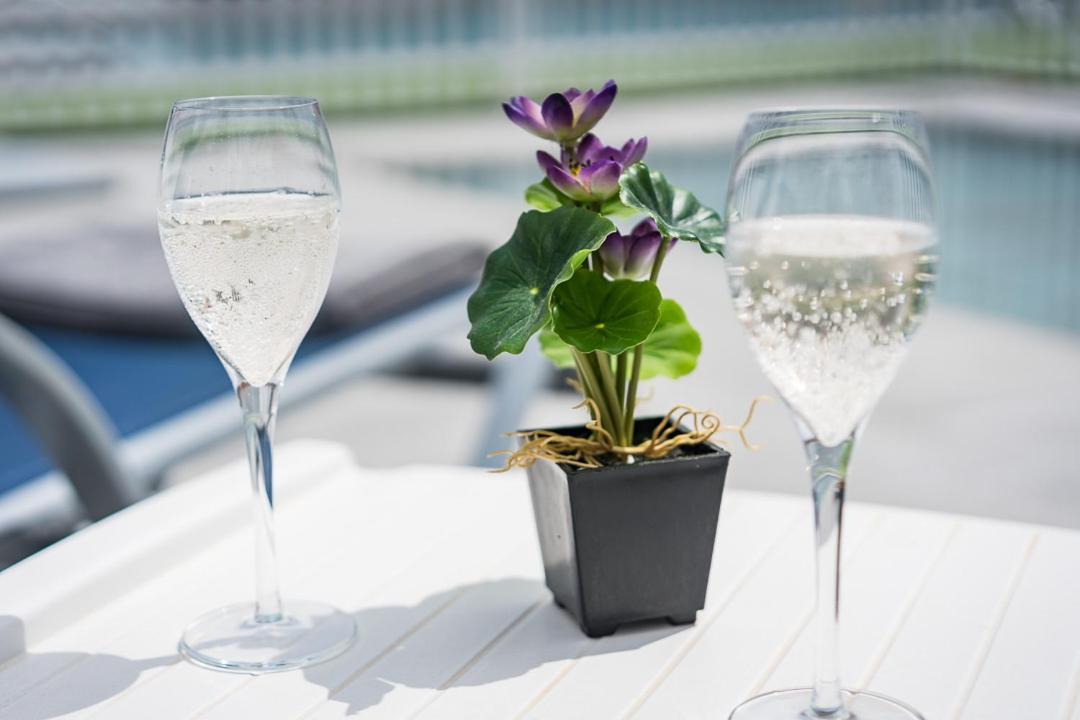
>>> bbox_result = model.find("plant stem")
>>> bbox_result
[623,238,672,440]
[623,352,644,444]
[572,349,616,438]
[614,352,627,413]
[647,239,670,294]
[594,352,624,445]
[572,362,598,424]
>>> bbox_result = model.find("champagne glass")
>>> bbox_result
[724,110,937,719]
[157,96,355,673]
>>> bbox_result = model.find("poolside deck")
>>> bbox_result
[3,77,1080,532]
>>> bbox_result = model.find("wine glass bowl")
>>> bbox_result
[158,96,341,389]
[725,110,937,719]
[726,214,937,447]
[157,96,355,673]
[726,110,937,447]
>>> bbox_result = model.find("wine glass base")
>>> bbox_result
[729,688,924,719]
[179,600,356,674]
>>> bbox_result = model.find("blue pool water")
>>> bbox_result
[407,124,1080,334]
[0,326,346,496]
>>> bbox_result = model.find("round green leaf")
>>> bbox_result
[538,325,575,369]
[467,207,615,359]
[524,179,572,212]
[599,194,638,218]
[527,180,634,218]
[542,299,701,379]
[639,299,702,380]
[551,270,661,355]
[618,162,726,255]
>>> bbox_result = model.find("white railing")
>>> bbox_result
[0,0,1075,129]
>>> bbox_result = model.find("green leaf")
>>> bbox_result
[551,270,662,354]
[599,194,637,218]
[639,299,702,380]
[527,179,636,217]
[524,179,573,211]
[538,325,575,369]
[618,162,726,254]
[467,207,615,359]
[541,299,701,379]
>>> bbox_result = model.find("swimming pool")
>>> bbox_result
[406,123,1080,334]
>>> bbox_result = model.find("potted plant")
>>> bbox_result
[467,80,755,637]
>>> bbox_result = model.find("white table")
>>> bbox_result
[1,440,1078,719]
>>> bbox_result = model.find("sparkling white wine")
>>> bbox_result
[158,192,339,386]
[726,215,937,446]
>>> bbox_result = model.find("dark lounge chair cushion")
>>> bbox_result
[0,225,485,336]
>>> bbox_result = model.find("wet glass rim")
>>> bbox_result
[746,106,919,119]
[736,107,928,156]
[171,95,319,112]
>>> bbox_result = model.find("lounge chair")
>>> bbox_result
[0,221,544,559]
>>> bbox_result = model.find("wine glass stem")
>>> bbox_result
[805,433,855,717]
[238,382,283,623]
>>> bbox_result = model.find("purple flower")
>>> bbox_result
[598,219,674,280]
[536,133,648,203]
[537,150,620,202]
[503,81,617,143]
[577,133,648,169]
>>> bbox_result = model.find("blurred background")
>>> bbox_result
[1,0,1078,566]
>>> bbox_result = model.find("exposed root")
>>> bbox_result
[490,397,770,472]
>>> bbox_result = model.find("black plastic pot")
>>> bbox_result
[523,416,730,638]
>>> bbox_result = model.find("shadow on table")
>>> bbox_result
[0,577,691,718]
[306,577,690,716]
[0,616,174,720]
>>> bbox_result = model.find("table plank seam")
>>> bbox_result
[855,520,962,690]
[0,643,32,677]
[501,497,808,720]
[182,476,510,720]
[1059,653,1080,720]
[87,655,185,720]
[437,597,547,694]
[3,456,352,674]
[0,647,81,712]
[618,508,816,720]
[739,511,894,699]
[509,637,587,720]
[293,538,533,720]
[73,473,392,720]
[950,531,1041,720]
[25,470,507,720]
[296,588,465,720]
[405,597,549,720]
[0,444,352,655]
[81,540,373,715]
[8,459,1078,720]
[500,496,805,720]
[622,509,902,718]
[0,505,264,715]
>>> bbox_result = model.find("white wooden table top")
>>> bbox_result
[1,440,1078,720]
